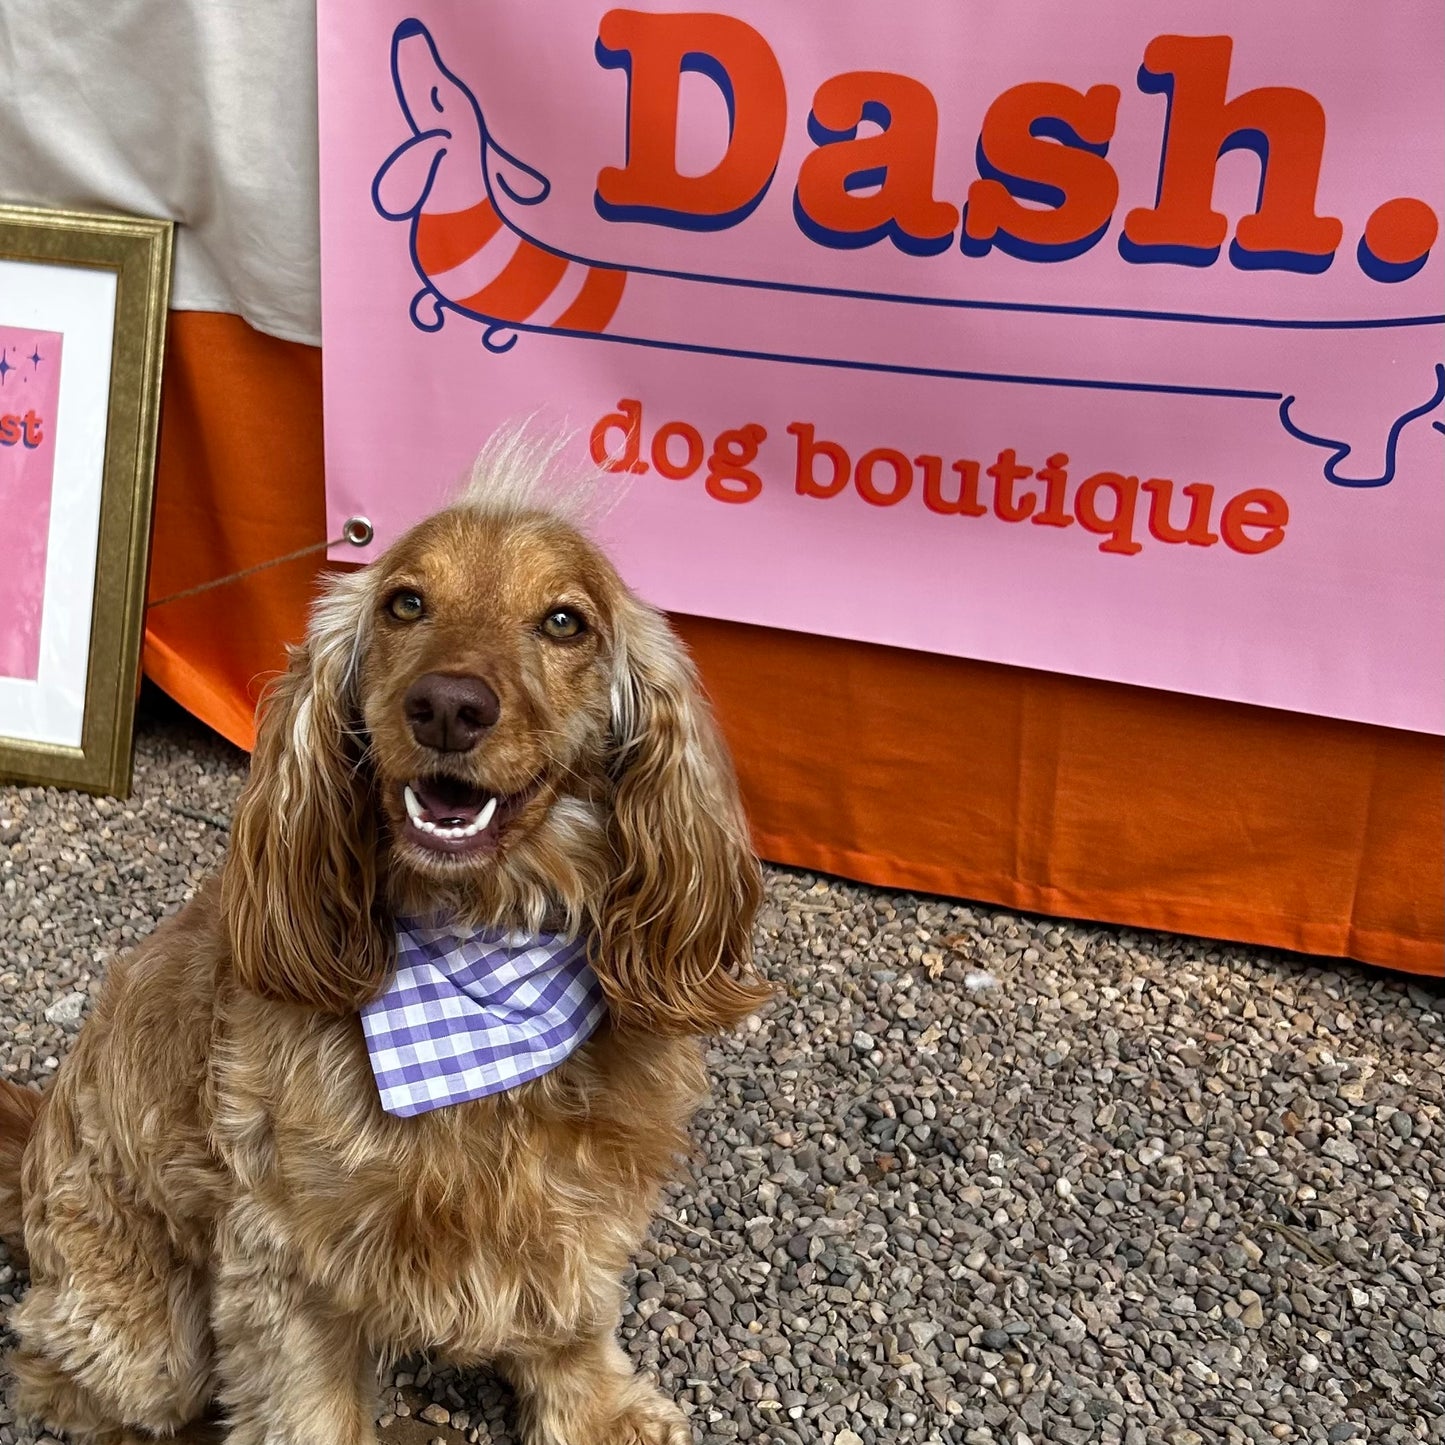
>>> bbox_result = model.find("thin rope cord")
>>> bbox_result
[148,536,349,609]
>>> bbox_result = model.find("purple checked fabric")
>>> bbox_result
[361,917,607,1117]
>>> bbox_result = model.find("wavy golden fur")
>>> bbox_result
[0,436,768,1445]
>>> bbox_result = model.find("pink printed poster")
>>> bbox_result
[318,3,1445,734]
[0,328,63,681]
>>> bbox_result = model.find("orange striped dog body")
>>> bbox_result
[413,196,626,339]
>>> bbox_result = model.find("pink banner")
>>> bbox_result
[0,328,63,681]
[319,3,1445,733]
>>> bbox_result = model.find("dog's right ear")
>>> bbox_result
[221,574,393,1013]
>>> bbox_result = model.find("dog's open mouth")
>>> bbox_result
[400,775,536,856]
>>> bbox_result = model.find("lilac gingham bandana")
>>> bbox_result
[361,917,607,1117]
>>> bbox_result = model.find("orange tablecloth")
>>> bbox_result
[143,313,1445,978]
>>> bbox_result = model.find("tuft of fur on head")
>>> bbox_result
[456,422,622,536]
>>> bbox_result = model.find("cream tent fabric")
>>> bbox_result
[0,0,321,344]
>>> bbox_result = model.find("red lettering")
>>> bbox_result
[1142,479,1219,545]
[788,423,850,498]
[1220,488,1289,554]
[1075,472,1144,555]
[965,83,1121,260]
[988,449,1037,522]
[1032,452,1075,528]
[705,424,766,503]
[594,10,786,230]
[795,73,959,254]
[651,420,704,479]
[921,457,987,516]
[590,398,646,474]
[854,447,913,506]
[1122,35,1341,270]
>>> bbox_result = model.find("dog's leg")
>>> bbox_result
[505,1331,690,1445]
[8,1209,214,1443]
[211,1236,377,1445]
[8,1338,213,1445]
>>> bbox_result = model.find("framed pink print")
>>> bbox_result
[0,205,171,796]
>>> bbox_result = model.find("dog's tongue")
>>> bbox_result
[413,775,491,826]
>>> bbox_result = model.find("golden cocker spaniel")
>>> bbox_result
[0,437,768,1444]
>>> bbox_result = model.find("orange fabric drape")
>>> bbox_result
[144,312,1445,978]
[145,315,328,744]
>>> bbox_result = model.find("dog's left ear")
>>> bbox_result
[593,599,771,1035]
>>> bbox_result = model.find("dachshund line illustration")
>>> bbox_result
[372,18,1444,485]
[1280,363,1445,488]
[371,19,627,350]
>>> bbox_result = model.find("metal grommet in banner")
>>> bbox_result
[342,516,375,547]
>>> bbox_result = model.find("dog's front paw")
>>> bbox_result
[514,1343,693,1445]
[598,1390,691,1445]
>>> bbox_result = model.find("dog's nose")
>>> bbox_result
[404,672,501,753]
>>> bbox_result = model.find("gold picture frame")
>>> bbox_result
[0,204,172,797]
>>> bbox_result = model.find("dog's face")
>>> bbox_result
[221,463,769,1034]
[359,509,619,883]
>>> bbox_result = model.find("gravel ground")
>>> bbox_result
[1,692,1442,1445]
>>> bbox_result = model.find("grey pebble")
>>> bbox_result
[2,698,1443,1444]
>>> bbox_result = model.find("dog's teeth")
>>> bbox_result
[406,785,498,843]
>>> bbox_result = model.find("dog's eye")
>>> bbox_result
[387,590,426,622]
[540,607,586,641]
